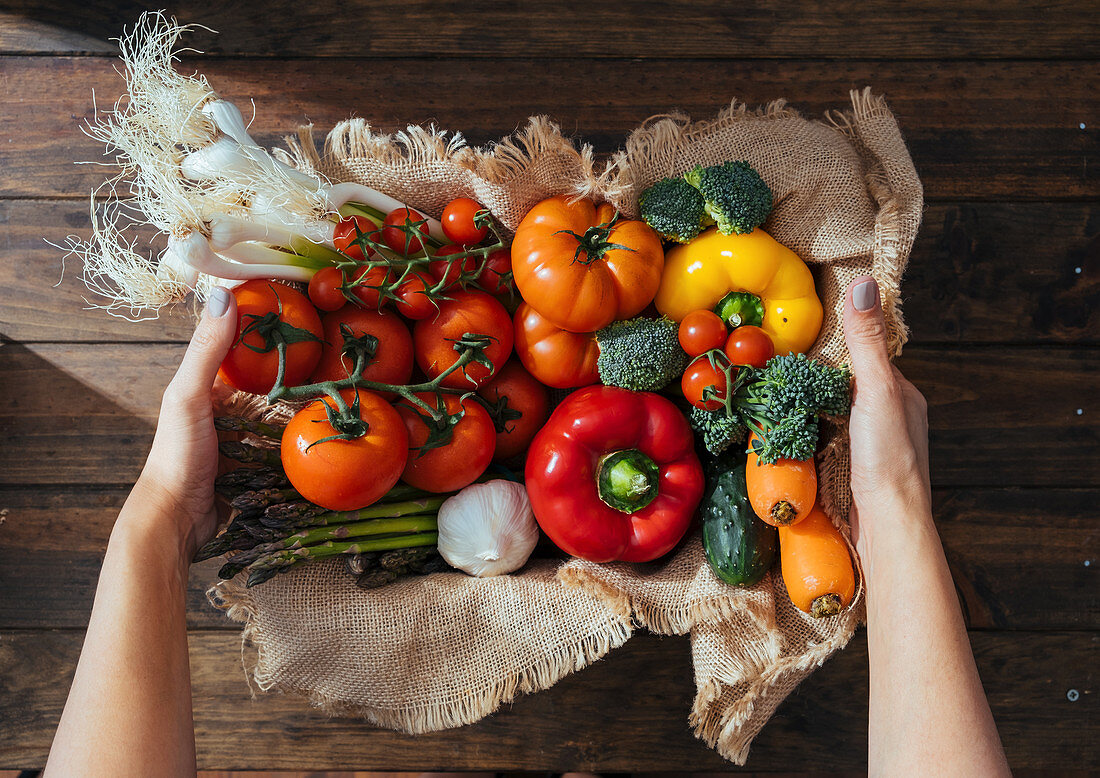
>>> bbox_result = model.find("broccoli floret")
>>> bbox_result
[688,405,747,456]
[596,316,690,392]
[684,161,772,235]
[730,353,851,464]
[639,176,708,243]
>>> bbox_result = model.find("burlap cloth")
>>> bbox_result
[209,88,922,764]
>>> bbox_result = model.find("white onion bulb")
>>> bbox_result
[436,480,539,577]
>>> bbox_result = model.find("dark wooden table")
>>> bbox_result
[1,2,1096,773]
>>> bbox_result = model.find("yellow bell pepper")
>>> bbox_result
[654,226,823,356]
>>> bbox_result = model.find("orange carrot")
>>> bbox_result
[745,433,817,526]
[778,505,856,618]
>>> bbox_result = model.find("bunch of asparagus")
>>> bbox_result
[202,418,451,588]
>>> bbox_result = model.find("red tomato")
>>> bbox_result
[348,266,389,309]
[476,359,551,460]
[281,390,408,511]
[678,309,727,357]
[396,393,495,492]
[333,215,378,261]
[308,266,348,312]
[394,272,436,320]
[382,207,430,256]
[477,248,512,294]
[428,244,475,289]
[218,280,323,394]
[413,291,514,389]
[441,197,489,245]
[724,325,775,368]
[309,306,414,393]
[682,357,729,411]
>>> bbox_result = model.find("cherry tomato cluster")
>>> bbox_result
[677,308,775,411]
[218,197,552,512]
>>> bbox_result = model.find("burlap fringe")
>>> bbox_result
[208,576,634,734]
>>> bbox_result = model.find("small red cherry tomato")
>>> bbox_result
[382,207,430,256]
[682,357,729,411]
[441,197,490,246]
[724,325,775,368]
[348,266,389,309]
[394,272,436,320]
[476,359,551,460]
[308,266,348,312]
[678,309,727,357]
[477,248,512,294]
[333,215,378,261]
[429,244,476,289]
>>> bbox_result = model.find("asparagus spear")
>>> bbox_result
[214,467,287,497]
[245,532,439,587]
[230,486,300,513]
[214,416,286,439]
[219,441,282,467]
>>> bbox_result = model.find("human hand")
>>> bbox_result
[132,287,238,559]
[842,276,931,551]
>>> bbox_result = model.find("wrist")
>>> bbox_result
[113,477,196,574]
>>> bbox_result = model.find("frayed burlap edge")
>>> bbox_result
[208,573,634,734]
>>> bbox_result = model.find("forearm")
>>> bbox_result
[860,501,1010,777]
[45,480,197,778]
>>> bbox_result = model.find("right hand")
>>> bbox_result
[842,276,932,549]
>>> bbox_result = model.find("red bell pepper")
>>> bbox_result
[524,385,704,563]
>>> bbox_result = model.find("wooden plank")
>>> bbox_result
[4,200,1096,344]
[0,629,1094,771]
[1,1,1097,59]
[0,485,1093,631]
[0,58,1095,201]
[2,343,1095,487]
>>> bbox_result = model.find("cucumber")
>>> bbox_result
[701,459,778,587]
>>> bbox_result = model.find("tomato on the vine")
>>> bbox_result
[724,325,775,368]
[333,215,378,261]
[682,357,729,411]
[348,266,389,309]
[309,306,414,392]
[413,290,513,389]
[476,359,550,460]
[382,207,430,256]
[429,244,475,289]
[396,393,495,492]
[477,248,512,294]
[394,272,436,320]
[678,309,727,357]
[308,266,348,312]
[281,389,408,511]
[218,279,323,395]
[441,197,489,246]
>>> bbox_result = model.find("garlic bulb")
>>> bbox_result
[437,480,539,577]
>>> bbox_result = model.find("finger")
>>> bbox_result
[843,276,893,388]
[167,287,237,405]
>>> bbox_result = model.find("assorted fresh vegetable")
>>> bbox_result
[778,505,857,618]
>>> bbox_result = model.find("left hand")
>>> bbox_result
[135,286,238,558]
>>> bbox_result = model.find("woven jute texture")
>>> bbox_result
[211,88,922,765]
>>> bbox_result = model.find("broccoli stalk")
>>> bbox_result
[690,352,850,462]
[684,161,772,236]
[596,316,690,392]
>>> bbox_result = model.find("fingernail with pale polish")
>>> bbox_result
[207,287,230,318]
[853,279,878,312]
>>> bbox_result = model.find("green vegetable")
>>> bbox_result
[689,352,850,462]
[684,161,772,235]
[701,457,777,586]
[595,316,690,392]
[638,176,708,243]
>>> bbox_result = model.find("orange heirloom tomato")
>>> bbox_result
[513,302,600,389]
[510,195,664,333]
[281,390,408,512]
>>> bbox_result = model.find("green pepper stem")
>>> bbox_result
[596,449,660,513]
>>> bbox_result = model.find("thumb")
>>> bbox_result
[168,286,238,405]
[842,276,893,386]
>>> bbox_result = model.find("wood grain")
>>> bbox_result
[3,200,1096,344]
[1,0,1097,59]
[0,629,1094,771]
[0,58,1095,201]
[0,486,1093,631]
[2,343,1095,487]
